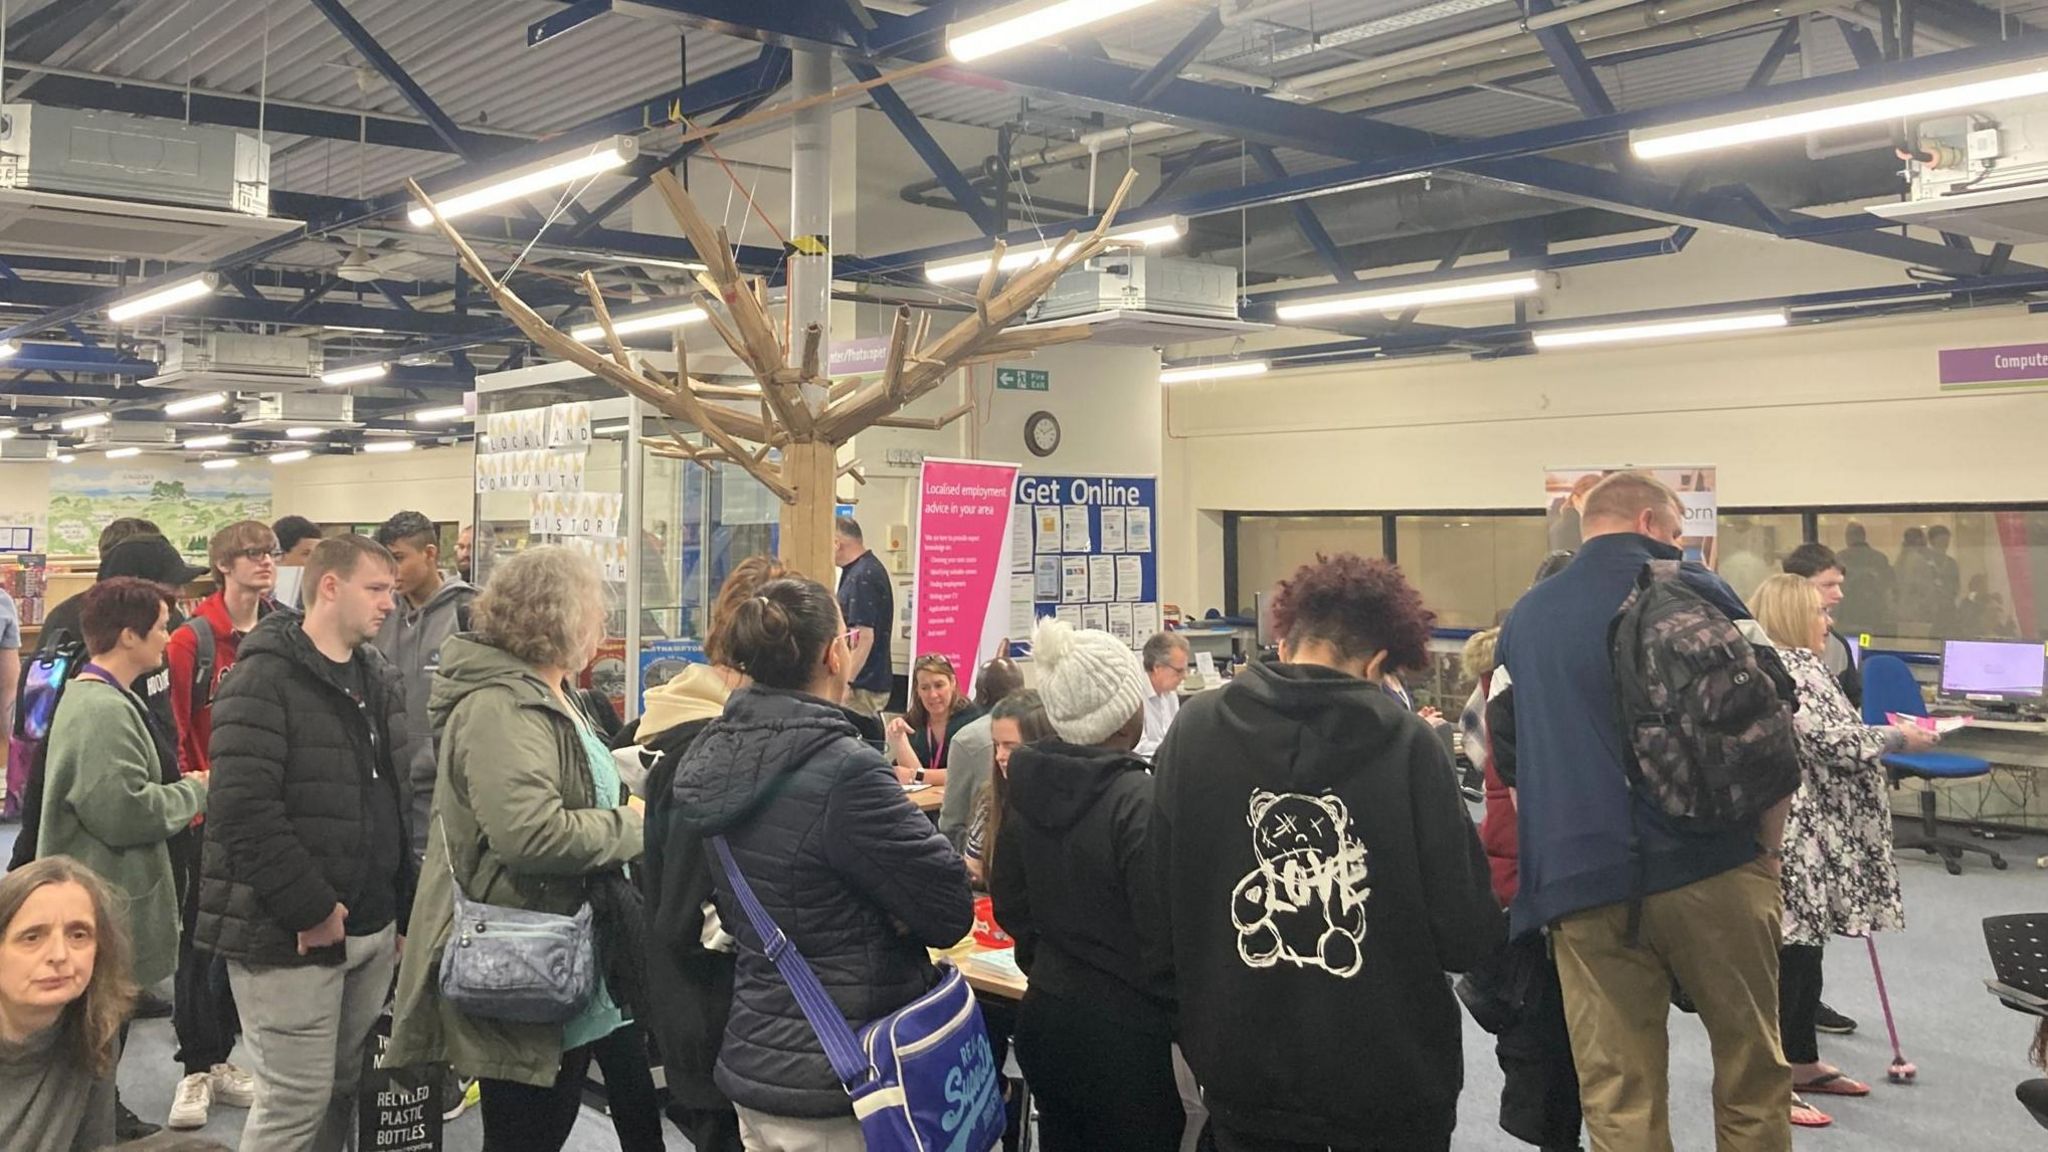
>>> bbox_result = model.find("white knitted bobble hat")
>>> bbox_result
[1032,616,1150,746]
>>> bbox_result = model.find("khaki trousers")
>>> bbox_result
[1553,860,1791,1152]
[846,688,891,719]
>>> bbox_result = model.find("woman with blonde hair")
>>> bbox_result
[1749,573,1936,1129]
[386,545,655,1151]
[0,855,136,1152]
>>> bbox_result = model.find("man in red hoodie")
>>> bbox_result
[162,519,275,1130]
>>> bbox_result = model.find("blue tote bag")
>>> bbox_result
[711,837,1005,1152]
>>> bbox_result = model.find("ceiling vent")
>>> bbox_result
[1020,255,1269,346]
[1866,107,2048,244]
[0,436,54,461]
[234,391,356,431]
[142,334,321,393]
[78,423,178,449]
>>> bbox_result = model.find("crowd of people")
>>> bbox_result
[0,477,1982,1152]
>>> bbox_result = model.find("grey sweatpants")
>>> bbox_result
[228,925,399,1152]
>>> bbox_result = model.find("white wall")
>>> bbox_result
[268,443,477,527]
[0,461,50,552]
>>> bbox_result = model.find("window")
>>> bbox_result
[1708,513,1805,603]
[1816,510,2048,645]
[1392,514,1549,629]
[1230,515,1384,615]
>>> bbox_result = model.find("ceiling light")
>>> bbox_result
[104,447,141,459]
[321,363,388,387]
[55,454,75,464]
[1276,273,1542,322]
[593,421,631,435]
[948,0,1165,62]
[269,449,312,464]
[182,434,232,449]
[0,341,17,360]
[0,428,14,441]
[923,217,1187,283]
[569,305,709,344]
[202,458,239,470]
[323,325,389,335]
[362,439,415,454]
[107,274,217,323]
[1159,360,1270,384]
[412,405,469,423]
[285,427,325,439]
[162,391,228,416]
[59,411,110,431]
[1532,310,1789,349]
[1632,57,2048,160]
[408,136,639,227]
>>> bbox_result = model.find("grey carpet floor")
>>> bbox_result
[7,819,2041,1150]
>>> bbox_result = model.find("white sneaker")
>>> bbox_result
[168,1073,211,1130]
[209,1062,256,1108]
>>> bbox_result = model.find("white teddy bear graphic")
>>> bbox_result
[1230,790,1371,979]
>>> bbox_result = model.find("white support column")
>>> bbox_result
[790,48,833,414]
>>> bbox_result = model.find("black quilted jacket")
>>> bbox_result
[194,613,417,967]
[671,685,974,1119]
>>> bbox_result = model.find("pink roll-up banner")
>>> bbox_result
[913,457,1021,699]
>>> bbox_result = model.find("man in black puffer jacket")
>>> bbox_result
[196,535,415,1152]
[672,683,973,1131]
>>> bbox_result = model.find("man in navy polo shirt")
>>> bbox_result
[1498,471,1791,1152]
[835,516,895,717]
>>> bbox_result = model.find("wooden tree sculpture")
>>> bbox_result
[405,167,1137,580]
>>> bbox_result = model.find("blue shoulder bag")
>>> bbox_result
[710,836,1005,1152]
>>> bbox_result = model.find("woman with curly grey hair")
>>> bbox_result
[385,545,659,1151]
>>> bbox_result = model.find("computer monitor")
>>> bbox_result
[1938,638,2048,707]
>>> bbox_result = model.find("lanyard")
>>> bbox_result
[80,662,124,686]
[928,721,948,769]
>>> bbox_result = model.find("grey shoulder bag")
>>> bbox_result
[436,813,596,1025]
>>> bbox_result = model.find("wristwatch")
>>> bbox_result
[913,768,927,785]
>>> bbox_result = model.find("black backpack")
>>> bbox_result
[178,616,218,727]
[1607,560,1800,829]
[14,629,84,742]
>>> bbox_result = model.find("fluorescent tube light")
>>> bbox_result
[59,411,110,431]
[1632,57,2048,159]
[55,454,75,464]
[1276,273,1542,322]
[593,422,631,435]
[408,136,639,227]
[202,458,239,470]
[285,427,326,440]
[323,325,389,335]
[924,217,1187,283]
[107,274,217,323]
[1532,310,1788,349]
[0,428,14,441]
[162,392,228,416]
[0,341,17,360]
[321,363,388,387]
[362,439,415,454]
[182,434,232,449]
[569,305,710,343]
[413,405,469,423]
[104,447,141,459]
[948,0,1165,62]
[1160,360,1270,384]
[268,449,312,464]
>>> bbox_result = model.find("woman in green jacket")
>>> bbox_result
[37,576,207,993]
[386,546,651,1152]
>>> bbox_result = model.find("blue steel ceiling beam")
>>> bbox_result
[0,278,501,337]
[0,260,93,347]
[555,44,792,146]
[848,61,997,236]
[530,0,614,47]
[1747,19,1803,88]
[1839,20,1886,67]
[1525,0,1618,117]
[1132,9,1227,103]
[4,0,129,99]
[568,89,780,237]
[0,344,158,378]
[305,0,478,158]
[1247,144,1354,282]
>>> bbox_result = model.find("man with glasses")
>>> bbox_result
[162,520,276,1130]
[1136,631,1191,760]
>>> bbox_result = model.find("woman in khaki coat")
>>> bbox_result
[385,547,651,1151]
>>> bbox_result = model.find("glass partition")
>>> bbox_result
[1816,510,2048,645]
[1392,514,1549,629]
[1231,515,1385,614]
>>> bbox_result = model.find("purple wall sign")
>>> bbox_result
[1939,343,2048,390]
[826,337,892,378]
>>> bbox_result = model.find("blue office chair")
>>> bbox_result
[1861,654,2005,875]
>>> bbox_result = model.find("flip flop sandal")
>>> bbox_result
[1791,1095,1834,1128]
[1796,1071,1873,1097]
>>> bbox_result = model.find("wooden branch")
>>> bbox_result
[577,272,635,373]
[961,324,1095,360]
[973,240,1007,324]
[799,325,822,383]
[838,459,867,486]
[672,326,690,394]
[828,375,863,403]
[882,305,912,405]
[869,402,973,431]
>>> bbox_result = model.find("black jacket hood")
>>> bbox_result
[1006,740,1147,834]
[672,685,885,834]
[238,610,389,698]
[1216,659,1413,792]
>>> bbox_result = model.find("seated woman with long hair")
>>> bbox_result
[0,855,136,1152]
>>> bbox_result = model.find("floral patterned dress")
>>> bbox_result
[1776,644,1905,947]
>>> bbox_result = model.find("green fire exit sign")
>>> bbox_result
[996,367,1049,392]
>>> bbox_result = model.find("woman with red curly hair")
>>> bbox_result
[1151,553,1502,1152]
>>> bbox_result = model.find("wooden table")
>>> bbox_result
[907,784,944,814]
[956,946,1027,1001]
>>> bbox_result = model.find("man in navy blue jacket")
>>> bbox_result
[1498,471,1791,1152]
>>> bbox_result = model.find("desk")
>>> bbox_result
[1942,719,2048,770]
[956,946,1027,1001]
[907,784,944,815]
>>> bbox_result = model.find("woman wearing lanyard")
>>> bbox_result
[886,654,984,787]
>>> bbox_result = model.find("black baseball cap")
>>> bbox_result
[99,533,208,586]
